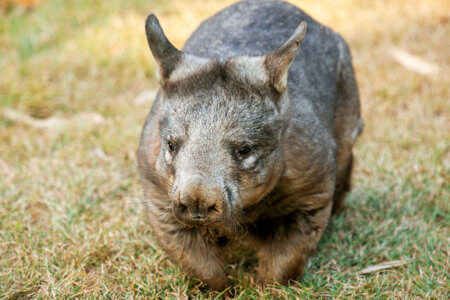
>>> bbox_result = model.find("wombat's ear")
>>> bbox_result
[265,21,307,92]
[146,14,216,89]
[225,21,306,94]
[145,14,182,83]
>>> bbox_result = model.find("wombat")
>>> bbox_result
[138,0,363,290]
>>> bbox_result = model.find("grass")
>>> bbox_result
[0,0,448,298]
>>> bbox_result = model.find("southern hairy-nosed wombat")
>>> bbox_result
[138,0,363,290]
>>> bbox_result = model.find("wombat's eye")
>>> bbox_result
[238,146,251,156]
[168,141,175,152]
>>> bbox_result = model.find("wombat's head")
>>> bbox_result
[143,15,306,227]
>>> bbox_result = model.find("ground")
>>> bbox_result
[0,0,448,298]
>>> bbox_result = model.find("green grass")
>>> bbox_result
[0,0,448,298]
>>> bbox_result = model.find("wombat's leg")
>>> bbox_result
[332,153,353,214]
[255,203,332,285]
[148,211,228,290]
[175,230,228,290]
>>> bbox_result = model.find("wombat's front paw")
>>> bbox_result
[258,273,293,287]
[201,272,228,291]
[257,257,306,286]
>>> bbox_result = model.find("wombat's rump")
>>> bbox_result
[138,0,362,290]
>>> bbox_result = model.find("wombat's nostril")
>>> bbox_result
[208,204,218,213]
[179,203,187,212]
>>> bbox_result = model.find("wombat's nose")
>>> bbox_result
[173,179,225,224]
[174,197,220,222]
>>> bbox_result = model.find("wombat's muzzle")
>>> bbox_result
[172,176,229,225]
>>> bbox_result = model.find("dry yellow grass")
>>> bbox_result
[0,0,448,298]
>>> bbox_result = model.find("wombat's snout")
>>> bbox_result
[173,176,227,225]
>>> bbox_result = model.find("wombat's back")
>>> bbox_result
[183,0,349,131]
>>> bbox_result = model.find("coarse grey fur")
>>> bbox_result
[138,0,363,291]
